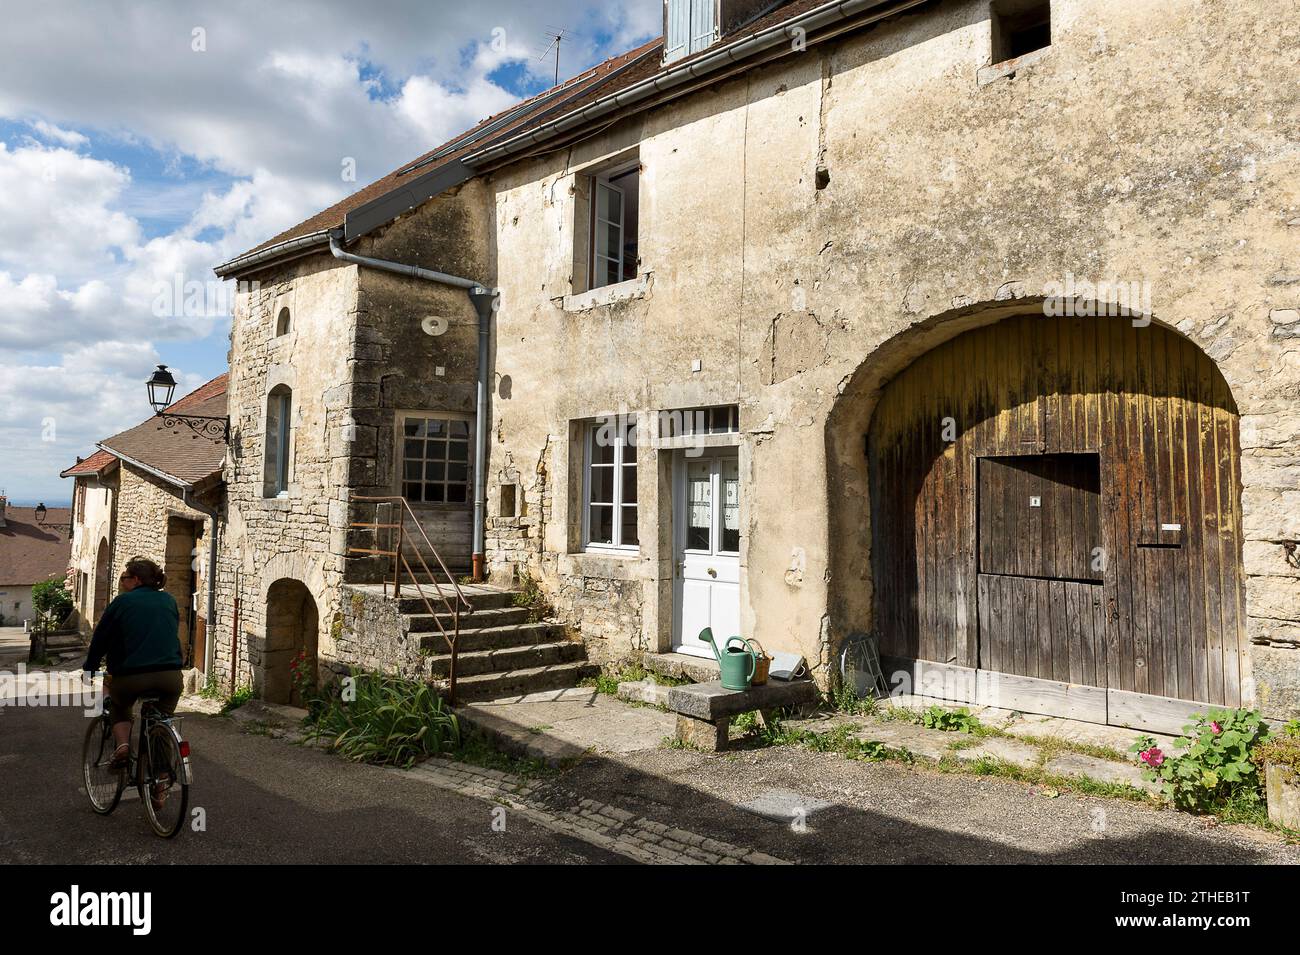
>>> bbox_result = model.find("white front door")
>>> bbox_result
[673,450,741,658]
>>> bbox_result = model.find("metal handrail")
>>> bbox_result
[347,494,472,703]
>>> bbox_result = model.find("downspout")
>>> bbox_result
[328,230,497,581]
[182,487,220,677]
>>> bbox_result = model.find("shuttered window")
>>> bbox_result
[664,0,717,64]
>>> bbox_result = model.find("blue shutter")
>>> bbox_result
[665,0,690,63]
[689,0,717,54]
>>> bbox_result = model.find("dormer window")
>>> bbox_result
[664,0,718,64]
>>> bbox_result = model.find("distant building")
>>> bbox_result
[0,497,73,627]
[60,450,120,633]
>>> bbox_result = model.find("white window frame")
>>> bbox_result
[586,160,639,291]
[581,416,639,552]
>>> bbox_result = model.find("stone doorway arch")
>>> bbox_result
[829,307,1247,729]
[263,578,319,706]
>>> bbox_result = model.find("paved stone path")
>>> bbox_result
[402,756,789,865]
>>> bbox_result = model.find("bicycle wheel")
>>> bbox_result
[138,722,189,838]
[82,717,124,814]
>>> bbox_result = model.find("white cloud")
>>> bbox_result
[0,0,657,500]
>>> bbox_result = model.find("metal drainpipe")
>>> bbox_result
[182,487,220,676]
[328,231,497,580]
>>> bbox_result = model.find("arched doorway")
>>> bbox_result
[862,313,1245,728]
[93,538,111,624]
[263,579,319,706]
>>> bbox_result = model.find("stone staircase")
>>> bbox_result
[396,585,598,702]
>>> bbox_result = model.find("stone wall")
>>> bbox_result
[477,0,1300,709]
[209,0,1299,716]
[212,255,358,691]
[327,585,429,682]
[112,463,213,668]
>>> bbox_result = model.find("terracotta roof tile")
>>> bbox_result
[236,39,663,260]
[221,1,873,274]
[99,375,228,487]
[60,448,118,479]
[0,506,72,586]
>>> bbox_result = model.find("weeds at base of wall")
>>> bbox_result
[582,660,690,696]
[446,731,557,780]
[219,685,254,714]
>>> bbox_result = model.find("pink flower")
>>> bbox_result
[1140,747,1165,768]
[1211,721,1222,734]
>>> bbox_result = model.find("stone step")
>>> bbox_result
[427,640,586,678]
[417,622,565,654]
[451,661,600,702]
[404,605,534,634]
[393,588,517,614]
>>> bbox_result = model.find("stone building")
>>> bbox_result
[214,0,1299,728]
[60,449,119,633]
[62,376,227,684]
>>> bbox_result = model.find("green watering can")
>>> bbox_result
[700,628,758,691]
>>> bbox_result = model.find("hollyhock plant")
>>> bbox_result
[1130,710,1271,814]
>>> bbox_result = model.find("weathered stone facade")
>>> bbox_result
[215,0,1300,720]
[65,472,117,633]
[112,463,215,671]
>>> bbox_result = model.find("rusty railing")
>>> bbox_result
[347,495,473,703]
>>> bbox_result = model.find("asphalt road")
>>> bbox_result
[0,697,623,864]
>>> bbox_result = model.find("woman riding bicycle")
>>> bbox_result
[82,557,184,771]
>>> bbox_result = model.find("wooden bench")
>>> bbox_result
[666,678,820,751]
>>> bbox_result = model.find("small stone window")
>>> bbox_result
[263,385,292,497]
[499,483,518,519]
[275,307,291,337]
[992,0,1051,64]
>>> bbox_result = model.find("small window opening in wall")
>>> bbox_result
[500,483,518,519]
[275,307,291,336]
[588,162,640,290]
[662,405,739,438]
[992,0,1051,63]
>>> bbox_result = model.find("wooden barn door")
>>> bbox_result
[867,315,1246,730]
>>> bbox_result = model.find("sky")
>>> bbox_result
[0,0,659,505]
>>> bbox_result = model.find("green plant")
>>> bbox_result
[921,705,981,734]
[288,650,316,702]
[1130,708,1271,814]
[512,572,553,623]
[831,683,879,717]
[1253,730,1300,775]
[220,685,254,714]
[304,670,460,768]
[31,577,73,631]
[200,672,224,701]
[580,662,654,696]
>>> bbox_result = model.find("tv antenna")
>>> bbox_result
[538,28,568,85]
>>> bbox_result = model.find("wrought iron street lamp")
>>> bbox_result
[147,364,229,442]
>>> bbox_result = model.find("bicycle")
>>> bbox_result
[82,680,192,838]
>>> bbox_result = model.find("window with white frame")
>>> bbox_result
[588,163,639,290]
[583,416,638,549]
[402,416,470,504]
